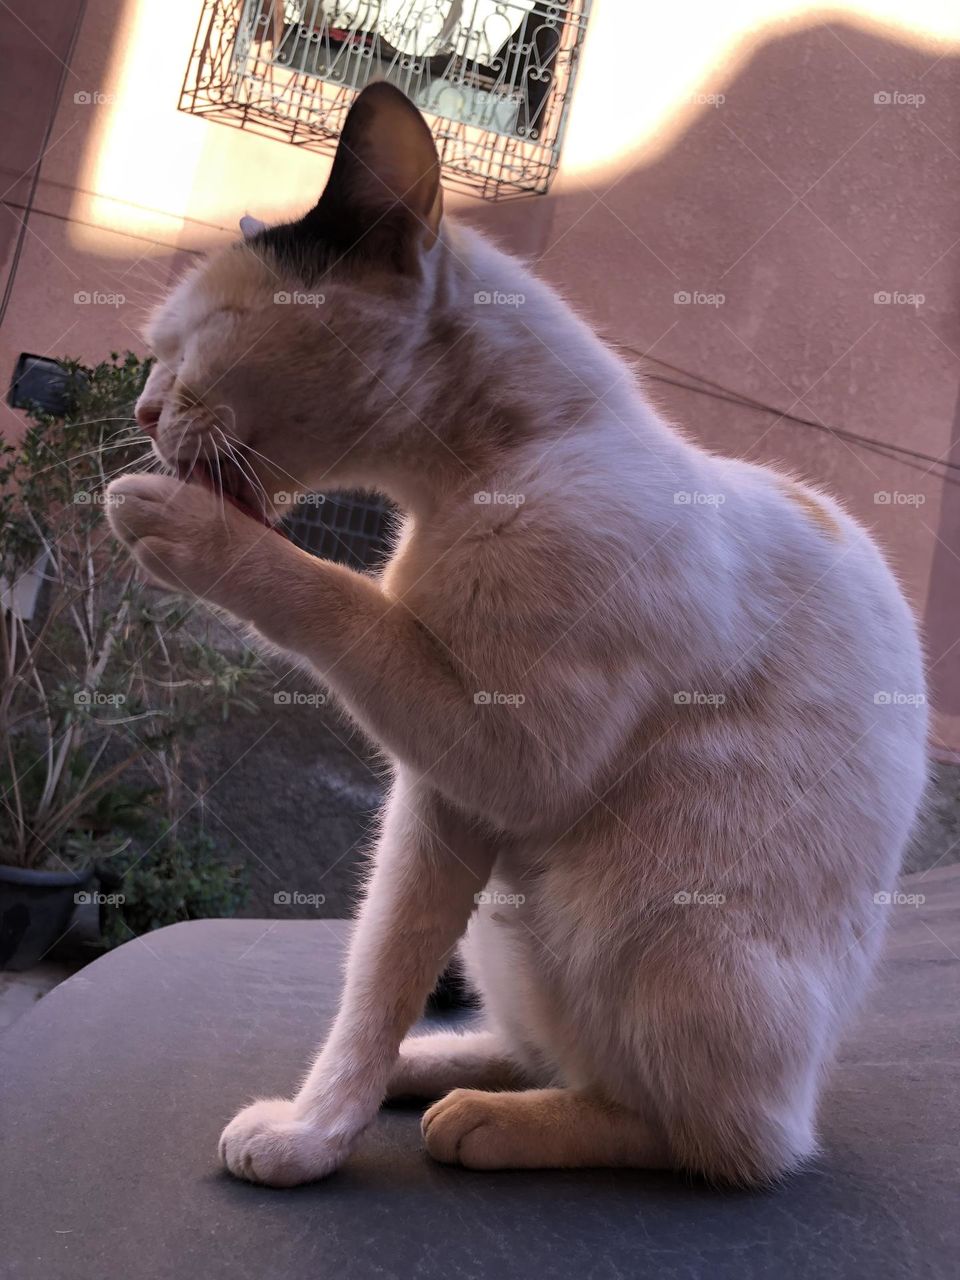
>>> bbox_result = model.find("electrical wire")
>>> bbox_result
[607,337,960,486]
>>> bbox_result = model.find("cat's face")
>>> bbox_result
[135,83,443,522]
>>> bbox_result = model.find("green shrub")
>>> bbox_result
[1,353,261,871]
[98,832,249,948]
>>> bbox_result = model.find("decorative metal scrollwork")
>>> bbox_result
[180,0,592,197]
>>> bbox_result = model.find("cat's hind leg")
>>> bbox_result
[423,1087,672,1170]
[421,1074,813,1184]
[423,947,824,1185]
[386,1029,532,1101]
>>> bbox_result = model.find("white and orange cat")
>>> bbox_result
[107,83,927,1188]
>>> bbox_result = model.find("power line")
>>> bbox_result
[607,338,960,485]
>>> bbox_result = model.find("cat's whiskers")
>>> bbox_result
[167,420,198,488]
[229,436,308,495]
[206,407,261,511]
[34,430,148,479]
[211,417,309,516]
[228,446,271,520]
[99,449,160,484]
[64,414,138,430]
[208,436,228,523]
[211,424,272,520]
[185,434,202,485]
[225,445,272,521]
[163,431,202,508]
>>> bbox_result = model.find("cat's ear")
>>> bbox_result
[239,214,267,240]
[306,82,443,273]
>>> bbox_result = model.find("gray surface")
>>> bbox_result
[2,867,959,1280]
[905,758,960,874]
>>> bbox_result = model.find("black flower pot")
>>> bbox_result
[0,864,92,971]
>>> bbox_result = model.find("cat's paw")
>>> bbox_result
[106,473,261,602]
[218,1097,355,1188]
[422,1088,516,1169]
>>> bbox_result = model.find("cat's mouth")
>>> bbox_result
[176,447,277,529]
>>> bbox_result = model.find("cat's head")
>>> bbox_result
[135,83,447,521]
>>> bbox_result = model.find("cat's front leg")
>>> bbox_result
[219,774,497,1186]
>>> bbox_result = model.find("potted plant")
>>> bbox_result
[0,354,258,968]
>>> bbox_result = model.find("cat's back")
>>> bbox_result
[716,456,925,714]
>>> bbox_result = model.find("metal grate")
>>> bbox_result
[180,0,592,198]
[284,492,394,571]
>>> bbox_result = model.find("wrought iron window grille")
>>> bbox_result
[180,1,592,198]
[283,491,395,572]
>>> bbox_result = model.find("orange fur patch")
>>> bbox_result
[780,481,842,541]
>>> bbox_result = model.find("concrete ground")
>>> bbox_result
[0,962,74,1035]
[187,689,385,919]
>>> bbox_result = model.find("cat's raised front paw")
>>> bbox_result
[106,473,262,602]
[218,1097,354,1187]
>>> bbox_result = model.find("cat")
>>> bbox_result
[107,82,928,1188]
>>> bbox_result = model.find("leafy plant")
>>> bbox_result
[97,831,249,949]
[0,353,262,870]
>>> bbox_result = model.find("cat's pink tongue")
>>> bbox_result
[181,459,280,532]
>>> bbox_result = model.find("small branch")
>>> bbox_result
[33,747,146,852]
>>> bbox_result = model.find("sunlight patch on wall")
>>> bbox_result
[558,0,960,183]
[69,0,210,253]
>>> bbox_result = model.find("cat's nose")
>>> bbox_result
[136,401,161,434]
